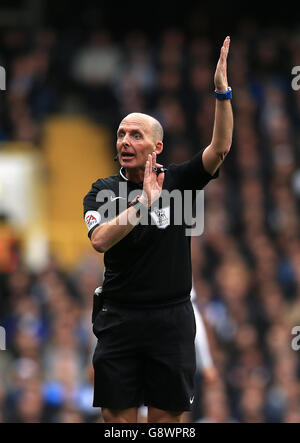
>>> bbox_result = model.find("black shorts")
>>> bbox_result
[92,299,196,412]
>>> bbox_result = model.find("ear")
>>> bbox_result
[155,141,163,155]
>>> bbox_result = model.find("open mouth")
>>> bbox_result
[121,152,136,160]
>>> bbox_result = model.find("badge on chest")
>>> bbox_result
[150,206,170,229]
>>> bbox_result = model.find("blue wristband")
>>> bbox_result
[215,87,232,100]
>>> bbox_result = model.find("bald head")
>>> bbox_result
[121,112,164,143]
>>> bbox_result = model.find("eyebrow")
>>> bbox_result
[117,127,144,135]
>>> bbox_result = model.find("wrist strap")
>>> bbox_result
[129,195,148,214]
[215,87,232,100]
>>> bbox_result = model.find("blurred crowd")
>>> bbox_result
[1,21,300,422]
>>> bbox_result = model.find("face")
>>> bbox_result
[116,116,160,169]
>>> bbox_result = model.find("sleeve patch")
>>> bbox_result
[85,211,101,231]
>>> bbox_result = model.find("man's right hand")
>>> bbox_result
[91,152,165,253]
[140,152,165,208]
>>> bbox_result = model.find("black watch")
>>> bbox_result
[129,195,148,214]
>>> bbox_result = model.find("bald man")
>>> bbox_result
[83,36,233,423]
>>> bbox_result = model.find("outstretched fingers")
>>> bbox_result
[157,170,165,189]
[221,36,230,59]
[149,152,156,187]
[144,156,150,184]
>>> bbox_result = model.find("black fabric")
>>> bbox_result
[83,148,218,308]
[92,299,196,411]
[92,290,104,324]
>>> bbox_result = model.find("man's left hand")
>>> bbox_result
[214,36,230,92]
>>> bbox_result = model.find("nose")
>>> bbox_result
[121,133,130,147]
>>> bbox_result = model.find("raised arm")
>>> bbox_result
[202,36,233,175]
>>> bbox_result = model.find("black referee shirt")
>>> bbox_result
[83,148,218,308]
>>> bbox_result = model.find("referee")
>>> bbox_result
[83,36,233,423]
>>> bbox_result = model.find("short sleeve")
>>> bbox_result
[83,180,105,239]
[167,148,219,192]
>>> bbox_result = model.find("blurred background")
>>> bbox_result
[0,0,300,423]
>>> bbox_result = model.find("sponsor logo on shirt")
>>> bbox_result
[110,195,126,202]
[85,210,101,231]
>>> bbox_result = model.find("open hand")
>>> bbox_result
[214,36,230,92]
[141,152,165,207]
